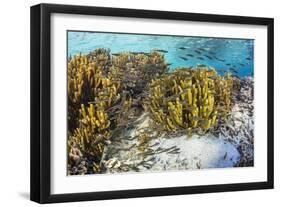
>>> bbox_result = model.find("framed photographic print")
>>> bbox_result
[30,3,274,203]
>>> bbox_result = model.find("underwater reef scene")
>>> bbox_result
[67,32,254,175]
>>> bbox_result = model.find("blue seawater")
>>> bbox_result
[68,31,254,77]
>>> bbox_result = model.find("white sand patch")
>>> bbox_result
[103,113,241,173]
[149,134,240,171]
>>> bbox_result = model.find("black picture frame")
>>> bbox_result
[30,3,274,204]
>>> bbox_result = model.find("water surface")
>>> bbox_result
[68,31,254,77]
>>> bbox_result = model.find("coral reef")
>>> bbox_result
[67,48,252,175]
[145,66,240,133]
[67,49,167,174]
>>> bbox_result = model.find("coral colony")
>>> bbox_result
[67,46,254,175]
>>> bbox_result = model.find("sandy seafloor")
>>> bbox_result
[101,77,254,173]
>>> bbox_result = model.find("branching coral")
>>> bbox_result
[67,49,121,131]
[146,65,239,134]
[111,51,168,94]
[68,104,111,173]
